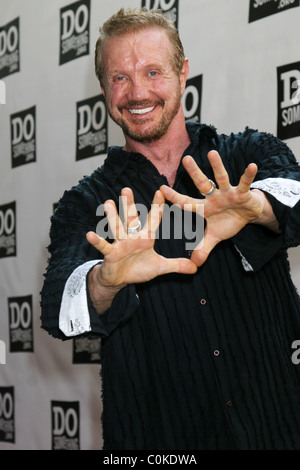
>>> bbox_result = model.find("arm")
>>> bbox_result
[41,178,141,338]
[233,129,300,270]
[40,185,107,339]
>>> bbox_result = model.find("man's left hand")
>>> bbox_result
[160,150,278,267]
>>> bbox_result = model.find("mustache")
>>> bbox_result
[118,99,164,110]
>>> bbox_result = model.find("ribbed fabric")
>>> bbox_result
[41,123,300,450]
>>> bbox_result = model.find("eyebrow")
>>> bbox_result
[109,63,167,75]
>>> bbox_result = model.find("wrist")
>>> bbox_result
[88,264,126,314]
[250,189,281,233]
[249,189,266,224]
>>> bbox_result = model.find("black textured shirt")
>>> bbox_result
[41,123,300,450]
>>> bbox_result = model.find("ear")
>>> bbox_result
[100,83,106,97]
[179,58,189,96]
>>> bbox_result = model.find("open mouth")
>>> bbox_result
[128,106,155,115]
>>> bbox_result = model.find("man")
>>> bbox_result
[41,8,300,450]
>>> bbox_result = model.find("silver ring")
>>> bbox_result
[200,179,216,197]
[126,219,141,234]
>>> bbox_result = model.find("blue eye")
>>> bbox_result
[149,71,157,77]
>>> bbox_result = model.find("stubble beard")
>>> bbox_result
[108,89,182,144]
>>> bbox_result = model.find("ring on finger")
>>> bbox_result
[126,219,142,234]
[200,179,216,197]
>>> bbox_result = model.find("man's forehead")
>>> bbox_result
[104,27,171,52]
[103,28,173,70]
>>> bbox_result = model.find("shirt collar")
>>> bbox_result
[102,122,218,183]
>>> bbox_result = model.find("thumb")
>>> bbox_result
[86,231,111,256]
[158,256,198,276]
[190,233,218,267]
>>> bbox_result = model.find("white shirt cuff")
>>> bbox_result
[234,177,300,271]
[251,177,300,208]
[59,259,102,337]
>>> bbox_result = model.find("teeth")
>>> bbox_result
[129,106,154,115]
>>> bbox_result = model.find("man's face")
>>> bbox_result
[101,28,186,143]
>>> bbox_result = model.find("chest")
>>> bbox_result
[155,163,178,187]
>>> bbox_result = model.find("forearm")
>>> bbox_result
[250,189,281,233]
[88,264,126,315]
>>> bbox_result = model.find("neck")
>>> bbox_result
[123,112,190,186]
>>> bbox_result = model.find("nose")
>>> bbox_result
[127,75,149,102]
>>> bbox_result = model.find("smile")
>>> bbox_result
[128,106,155,115]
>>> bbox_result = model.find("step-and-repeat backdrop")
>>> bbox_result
[0,0,299,450]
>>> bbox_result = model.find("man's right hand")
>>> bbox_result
[86,187,197,314]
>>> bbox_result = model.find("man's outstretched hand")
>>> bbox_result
[86,187,197,290]
[160,150,276,267]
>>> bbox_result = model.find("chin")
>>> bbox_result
[123,117,174,143]
[125,128,168,143]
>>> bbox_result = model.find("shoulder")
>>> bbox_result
[217,127,296,164]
